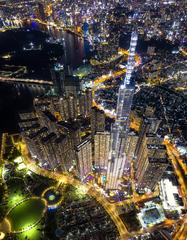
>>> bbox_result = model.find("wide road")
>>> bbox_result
[18,142,129,239]
[164,140,187,202]
[92,49,141,118]
[164,139,187,240]
[13,140,179,239]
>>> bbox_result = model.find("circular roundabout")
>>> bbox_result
[42,187,62,208]
[6,197,46,234]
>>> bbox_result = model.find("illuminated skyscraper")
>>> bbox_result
[76,138,92,179]
[134,106,161,165]
[78,89,92,118]
[34,99,59,134]
[26,90,92,129]
[58,89,92,121]
[93,132,110,170]
[124,131,139,171]
[91,107,105,134]
[59,121,81,147]
[106,32,138,190]
[19,111,77,172]
[135,136,168,191]
[59,95,78,121]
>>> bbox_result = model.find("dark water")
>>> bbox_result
[54,29,92,68]
[0,28,91,78]
[0,28,176,133]
[29,21,91,68]
[0,28,91,133]
[0,83,33,133]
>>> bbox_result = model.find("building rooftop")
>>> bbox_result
[148,157,168,164]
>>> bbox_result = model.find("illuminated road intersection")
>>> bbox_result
[23,156,129,239]
[0,151,122,240]
[0,179,46,240]
[1,135,185,239]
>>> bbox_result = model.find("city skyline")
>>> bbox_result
[0,1,186,240]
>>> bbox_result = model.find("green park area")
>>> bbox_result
[6,178,27,209]
[7,198,46,233]
[63,184,89,202]
[16,222,43,240]
[0,135,47,239]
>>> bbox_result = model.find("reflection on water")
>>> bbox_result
[47,27,90,68]
[0,27,91,133]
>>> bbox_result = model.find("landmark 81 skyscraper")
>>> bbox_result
[106,32,138,190]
